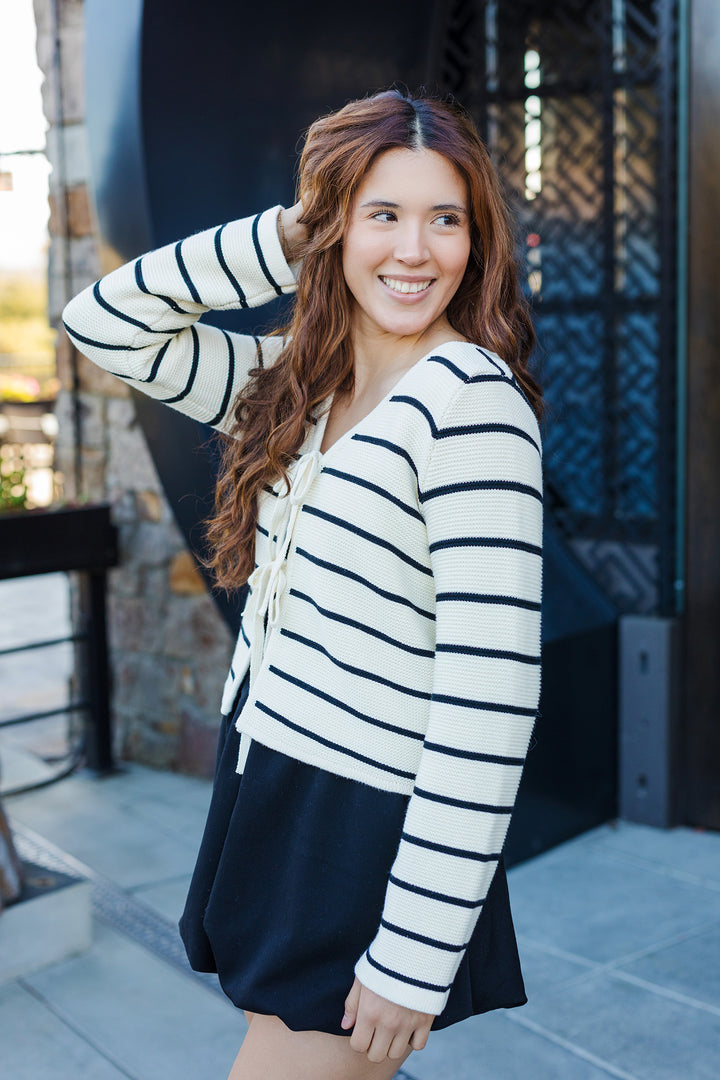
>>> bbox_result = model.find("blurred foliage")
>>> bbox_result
[0,274,57,384]
[0,453,29,512]
[0,372,42,402]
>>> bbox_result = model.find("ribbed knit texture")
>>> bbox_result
[63,206,543,1016]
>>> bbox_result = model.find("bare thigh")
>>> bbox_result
[228,1013,414,1080]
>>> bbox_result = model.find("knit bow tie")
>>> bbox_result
[245,450,323,689]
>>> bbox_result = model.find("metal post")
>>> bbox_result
[619,615,680,827]
[77,570,114,773]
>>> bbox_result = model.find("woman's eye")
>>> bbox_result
[371,211,397,223]
[434,213,461,227]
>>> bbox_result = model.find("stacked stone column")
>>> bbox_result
[33,0,233,773]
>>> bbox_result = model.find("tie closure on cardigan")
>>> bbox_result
[244,449,323,691]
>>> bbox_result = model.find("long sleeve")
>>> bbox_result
[354,371,543,1015]
[62,206,297,434]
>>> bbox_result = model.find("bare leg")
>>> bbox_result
[243,1011,256,1026]
[227,1013,415,1080]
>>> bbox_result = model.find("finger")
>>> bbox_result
[388,1031,411,1061]
[342,978,361,1030]
[409,1023,431,1052]
[366,1029,393,1065]
[349,1019,373,1055]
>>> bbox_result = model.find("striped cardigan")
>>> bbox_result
[63,206,543,1016]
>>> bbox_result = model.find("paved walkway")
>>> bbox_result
[1,575,719,1079]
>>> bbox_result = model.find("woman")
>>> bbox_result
[63,89,543,1079]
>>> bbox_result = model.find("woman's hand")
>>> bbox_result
[341,976,433,1063]
[278,201,308,263]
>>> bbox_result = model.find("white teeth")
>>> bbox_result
[380,276,433,295]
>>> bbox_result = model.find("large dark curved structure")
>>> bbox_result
[82,0,672,861]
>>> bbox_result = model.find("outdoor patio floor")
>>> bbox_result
[1,575,718,1079]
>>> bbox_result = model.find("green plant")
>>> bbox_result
[0,457,29,512]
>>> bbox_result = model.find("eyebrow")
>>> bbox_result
[359,199,468,213]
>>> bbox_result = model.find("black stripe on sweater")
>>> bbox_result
[254,700,416,779]
[422,740,525,766]
[426,350,524,399]
[158,325,200,404]
[251,213,282,296]
[174,240,201,302]
[102,340,172,384]
[134,258,192,314]
[431,692,536,717]
[213,224,248,306]
[429,536,542,557]
[253,335,264,369]
[288,589,434,657]
[279,629,433,699]
[131,339,170,384]
[365,950,452,992]
[321,467,424,522]
[379,918,469,952]
[475,346,506,374]
[350,433,420,482]
[400,830,501,863]
[62,319,146,352]
[436,591,541,612]
[427,354,510,387]
[294,547,435,621]
[268,665,425,741]
[93,281,152,334]
[302,506,432,576]
[205,329,236,427]
[476,346,536,411]
[420,478,543,504]
[387,873,484,909]
[414,787,513,813]
[392,394,542,455]
[435,642,541,665]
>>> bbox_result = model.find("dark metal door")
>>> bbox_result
[430,0,682,857]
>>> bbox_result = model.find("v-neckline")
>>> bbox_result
[311,339,466,459]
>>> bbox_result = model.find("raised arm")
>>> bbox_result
[354,373,543,1016]
[62,205,303,434]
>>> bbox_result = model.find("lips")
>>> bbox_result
[379,275,434,295]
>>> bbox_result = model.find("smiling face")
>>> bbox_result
[341,148,472,348]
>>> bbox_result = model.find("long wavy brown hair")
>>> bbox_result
[206,89,542,591]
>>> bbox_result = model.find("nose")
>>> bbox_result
[393,221,429,265]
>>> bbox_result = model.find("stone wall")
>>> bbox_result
[33,0,233,774]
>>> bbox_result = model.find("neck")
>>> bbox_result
[349,316,460,396]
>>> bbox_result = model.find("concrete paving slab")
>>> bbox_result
[618,921,720,1010]
[593,822,720,888]
[405,1008,629,1080]
[0,871,91,985]
[516,937,596,997]
[118,781,214,849]
[131,875,194,925]
[8,779,199,890]
[24,922,245,1080]
[522,968,720,1080]
[0,980,132,1080]
[508,841,720,964]
[0,743,56,792]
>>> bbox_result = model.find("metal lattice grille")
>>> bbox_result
[436,0,679,614]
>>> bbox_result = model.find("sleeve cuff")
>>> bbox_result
[255,205,298,292]
[354,950,451,1016]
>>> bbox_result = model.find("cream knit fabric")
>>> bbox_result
[63,206,543,1016]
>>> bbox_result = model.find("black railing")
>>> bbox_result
[0,504,119,782]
